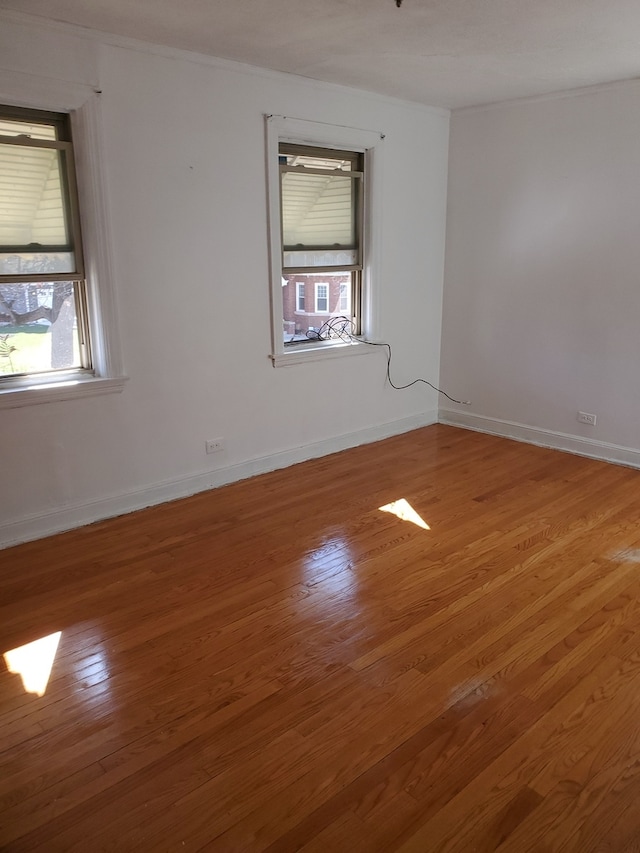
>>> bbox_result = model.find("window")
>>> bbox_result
[279,143,362,345]
[315,282,328,313]
[0,88,124,407]
[0,105,91,382]
[296,281,305,312]
[266,115,383,366]
[338,282,350,314]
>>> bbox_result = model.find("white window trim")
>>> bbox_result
[265,114,384,367]
[0,75,126,409]
[270,341,377,368]
[295,281,305,313]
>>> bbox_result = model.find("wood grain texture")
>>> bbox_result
[2,424,640,851]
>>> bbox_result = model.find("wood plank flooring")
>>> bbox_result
[2,424,640,851]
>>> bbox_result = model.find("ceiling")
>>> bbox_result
[3,0,640,109]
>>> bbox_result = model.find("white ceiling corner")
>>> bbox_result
[1,0,640,109]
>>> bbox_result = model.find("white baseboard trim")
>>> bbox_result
[1,410,438,549]
[439,409,640,470]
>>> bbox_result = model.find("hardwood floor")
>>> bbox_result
[2,424,640,851]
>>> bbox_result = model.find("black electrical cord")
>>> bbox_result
[305,315,354,343]
[305,316,471,405]
[359,340,470,404]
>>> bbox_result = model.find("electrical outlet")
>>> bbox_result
[205,438,225,454]
[577,411,597,426]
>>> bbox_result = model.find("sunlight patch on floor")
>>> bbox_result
[3,631,61,697]
[379,498,430,530]
[609,547,640,564]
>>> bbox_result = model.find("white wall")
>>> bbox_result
[440,82,640,465]
[0,16,450,546]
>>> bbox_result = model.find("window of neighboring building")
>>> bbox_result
[338,281,350,314]
[0,104,91,382]
[315,282,329,313]
[266,115,383,366]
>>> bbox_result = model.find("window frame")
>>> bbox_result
[0,104,92,378]
[295,281,305,313]
[0,80,125,408]
[265,115,384,368]
[0,105,83,275]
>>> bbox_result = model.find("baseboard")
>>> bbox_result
[1,410,438,549]
[439,409,640,469]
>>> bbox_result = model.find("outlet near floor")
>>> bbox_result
[205,438,225,454]
[577,411,597,426]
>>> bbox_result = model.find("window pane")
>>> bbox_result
[0,118,57,141]
[282,153,353,171]
[316,283,328,312]
[0,142,70,250]
[339,282,350,313]
[0,251,75,275]
[281,171,356,249]
[283,248,358,269]
[0,281,81,376]
[282,272,352,344]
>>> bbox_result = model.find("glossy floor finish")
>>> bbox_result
[3,425,640,851]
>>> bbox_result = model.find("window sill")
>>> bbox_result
[0,374,128,409]
[270,339,375,368]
